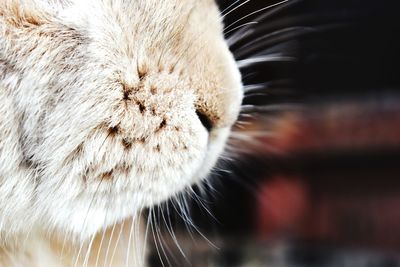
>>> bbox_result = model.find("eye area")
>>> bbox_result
[196,110,213,132]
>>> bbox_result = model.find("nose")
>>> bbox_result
[196,110,213,132]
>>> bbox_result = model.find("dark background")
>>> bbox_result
[149,1,400,266]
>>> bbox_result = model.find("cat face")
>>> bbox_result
[0,0,242,239]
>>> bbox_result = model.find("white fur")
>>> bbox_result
[0,0,242,265]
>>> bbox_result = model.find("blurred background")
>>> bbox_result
[148,0,400,266]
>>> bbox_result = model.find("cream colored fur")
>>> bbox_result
[0,0,242,266]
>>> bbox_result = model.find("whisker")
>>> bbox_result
[149,208,166,267]
[228,0,303,46]
[243,81,294,94]
[188,187,219,224]
[72,239,85,267]
[73,176,107,267]
[109,219,125,266]
[230,130,276,139]
[237,54,295,68]
[159,206,189,264]
[235,121,251,127]
[94,190,115,267]
[202,177,222,198]
[94,227,107,267]
[228,28,256,47]
[174,194,219,250]
[103,222,117,267]
[241,103,302,112]
[224,0,290,32]
[132,209,145,267]
[234,26,315,59]
[243,93,270,99]
[221,0,252,19]
[169,197,195,241]
[83,233,96,267]
[124,213,137,267]
[154,206,176,267]
[141,210,151,267]
[243,83,268,93]
[219,0,241,16]
[216,167,261,196]
[224,21,258,35]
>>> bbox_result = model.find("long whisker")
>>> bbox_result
[219,0,241,16]
[124,213,136,267]
[159,205,189,264]
[103,222,117,267]
[154,206,176,267]
[149,208,166,267]
[234,26,315,59]
[142,210,151,266]
[224,21,258,36]
[169,197,195,241]
[94,227,107,267]
[237,54,295,68]
[187,187,219,224]
[221,0,251,19]
[73,175,107,267]
[224,0,289,32]
[228,0,302,46]
[174,193,218,249]
[83,233,96,267]
[241,103,302,113]
[134,209,146,267]
[109,219,125,266]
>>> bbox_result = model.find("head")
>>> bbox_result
[0,0,242,239]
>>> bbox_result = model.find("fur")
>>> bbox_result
[0,0,243,266]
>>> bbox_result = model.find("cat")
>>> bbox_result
[0,0,243,266]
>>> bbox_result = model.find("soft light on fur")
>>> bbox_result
[0,0,242,266]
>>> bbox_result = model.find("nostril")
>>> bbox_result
[196,110,213,132]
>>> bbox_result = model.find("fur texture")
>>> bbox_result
[0,0,242,266]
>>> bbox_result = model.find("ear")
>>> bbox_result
[0,0,52,29]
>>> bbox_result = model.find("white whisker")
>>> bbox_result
[188,188,220,224]
[222,0,252,19]
[228,0,301,46]
[149,208,166,267]
[241,103,302,112]
[154,206,176,267]
[175,194,219,250]
[235,27,315,58]
[103,222,117,267]
[228,28,255,46]
[83,234,96,267]
[94,228,107,267]
[243,83,269,92]
[224,0,289,32]
[109,219,125,266]
[124,214,136,267]
[159,206,189,263]
[220,0,241,16]
[224,21,258,35]
[141,210,151,267]
[237,54,295,68]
